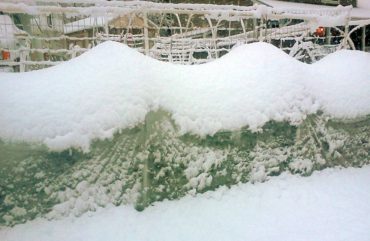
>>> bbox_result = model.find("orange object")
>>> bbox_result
[2,50,11,60]
[315,27,325,37]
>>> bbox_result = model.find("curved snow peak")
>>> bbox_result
[0,41,369,151]
[308,50,370,118]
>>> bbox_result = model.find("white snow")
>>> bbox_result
[307,50,370,118]
[261,0,370,20]
[358,0,370,10]
[64,16,112,34]
[0,14,26,48]
[1,165,370,241]
[0,41,370,151]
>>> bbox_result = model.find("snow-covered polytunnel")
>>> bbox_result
[0,38,370,226]
[1,0,370,231]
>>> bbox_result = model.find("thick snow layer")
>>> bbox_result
[0,41,370,151]
[1,165,370,241]
[307,50,370,118]
[358,0,370,10]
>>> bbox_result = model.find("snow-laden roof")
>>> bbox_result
[259,0,370,19]
[64,16,113,34]
[0,41,370,151]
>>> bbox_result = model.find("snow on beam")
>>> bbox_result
[0,1,350,21]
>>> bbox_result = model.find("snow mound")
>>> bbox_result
[0,41,369,151]
[309,50,370,118]
[0,42,156,151]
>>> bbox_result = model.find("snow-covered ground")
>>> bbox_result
[1,41,370,151]
[1,165,370,241]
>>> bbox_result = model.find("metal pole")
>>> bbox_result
[344,24,349,49]
[326,27,331,45]
[143,11,150,55]
[362,26,366,51]
[104,16,109,34]
[259,18,264,41]
[20,49,25,72]
[253,18,257,40]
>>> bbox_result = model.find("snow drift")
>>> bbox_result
[0,41,370,151]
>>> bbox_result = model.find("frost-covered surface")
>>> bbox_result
[0,15,25,48]
[0,110,369,226]
[1,41,370,151]
[1,165,370,241]
[63,16,113,34]
[261,0,370,19]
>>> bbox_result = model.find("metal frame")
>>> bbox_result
[0,0,361,71]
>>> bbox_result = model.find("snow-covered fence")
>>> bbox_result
[0,0,356,71]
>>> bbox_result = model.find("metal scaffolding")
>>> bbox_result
[0,0,367,72]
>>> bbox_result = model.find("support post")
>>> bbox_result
[19,49,25,72]
[206,17,217,59]
[143,12,150,55]
[104,16,109,35]
[253,18,257,40]
[240,18,247,44]
[259,18,264,41]
[326,27,331,45]
[344,24,349,49]
[362,26,366,51]
[343,12,350,49]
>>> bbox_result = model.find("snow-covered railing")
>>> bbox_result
[0,0,359,71]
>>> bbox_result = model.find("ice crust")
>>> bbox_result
[0,41,369,151]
